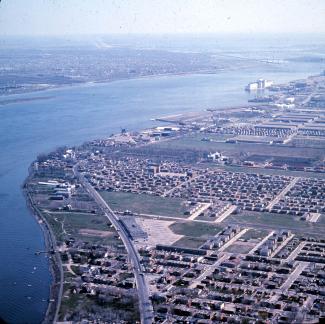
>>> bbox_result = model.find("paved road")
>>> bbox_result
[218,228,249,252]
[280,262,309,291]
[268,261,309,304]
[189,254,229,288]
[309,212,321,223]
[187,203,211,221]
[138,213,215,224]
[248,231,274,255]
[266,177,300,210]
[286,241,306,262]
[215,205,237,223]
[270,234,294,258]
[74,167,154,324]
[163,173,201,197]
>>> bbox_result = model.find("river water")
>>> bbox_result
[0,57,324,322]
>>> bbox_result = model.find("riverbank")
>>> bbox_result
[24,159,143,322]
[0,57,267,101]
[0,67,226,99]
[2,60,324,322]
[23,170,63,324]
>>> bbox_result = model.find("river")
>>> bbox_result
[0,60,324,322]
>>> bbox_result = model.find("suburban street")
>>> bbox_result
[189,254,229,289]
[266,177,300,210]
[280,262,309,291]
[217,228,249,252]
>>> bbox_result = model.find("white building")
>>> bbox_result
[245,79,273,91]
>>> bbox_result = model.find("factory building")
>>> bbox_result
[245,79,273,91]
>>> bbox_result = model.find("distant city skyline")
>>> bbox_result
[1,0,325,36]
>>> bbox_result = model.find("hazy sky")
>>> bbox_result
[1,0,325,36]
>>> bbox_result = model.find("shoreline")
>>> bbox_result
[13,68,227,322]
[17,69,324,323]
[0,65,321,106]
[0,68,226,100]
[22,169,63,324]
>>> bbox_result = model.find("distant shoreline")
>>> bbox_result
[1,63,320,103]
[0,67,230,100]
[21,71,325,322]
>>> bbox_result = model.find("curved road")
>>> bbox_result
[74,167,154,324]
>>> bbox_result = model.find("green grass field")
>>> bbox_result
[154,134,245,154]
[99,191,188,217]
[227,211,325,237]
[169,221,222,238]
[224,242,254,254]
[59,288,92,320]
[153,134,324,159]
[240,228,269,241]
[194,212,218,222]
[172,236,207,249]
[42,211,119,245]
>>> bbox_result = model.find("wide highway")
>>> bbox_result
[74,166,154,324]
